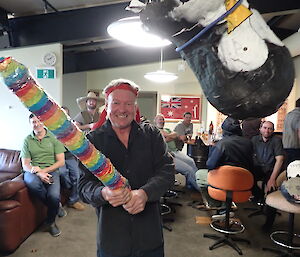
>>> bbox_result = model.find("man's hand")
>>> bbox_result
[31,166,42,173]
[37,171,53,184]
[89,123,95,129]
[179,135,187,143]
[265,177,277,193]
[102,187,131,207]
[123,189,148,215]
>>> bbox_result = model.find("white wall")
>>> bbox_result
[0,43,63,150]
[62,71,87,118]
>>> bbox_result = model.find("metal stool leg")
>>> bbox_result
[263,213,300,257]
[203,191,249,255]
[204,234,243,255]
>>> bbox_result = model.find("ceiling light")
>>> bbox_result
[107,16,171,48]
[144,70,178,83]
[144,48,178,83]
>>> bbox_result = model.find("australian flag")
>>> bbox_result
[161,96,200,120]
[161,97,181,108]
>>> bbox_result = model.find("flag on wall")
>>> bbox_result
[160,96,201,121]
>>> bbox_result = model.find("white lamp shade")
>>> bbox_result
[107,16,171,48]
[144,70,178,83]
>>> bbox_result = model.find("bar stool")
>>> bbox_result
[263,163,300,257]
[263,191,300,256]
[203,165,254,255]
[160,190,181,232]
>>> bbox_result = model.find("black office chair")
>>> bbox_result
[160,188,182,232]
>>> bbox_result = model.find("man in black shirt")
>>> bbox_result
[251,121,284,197]
[78,79,174,257]
[251,121,284,231]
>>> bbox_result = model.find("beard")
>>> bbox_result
[87,104,97,110]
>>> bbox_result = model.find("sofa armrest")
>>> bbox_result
[0,180,26,200]
[0,200,21,211]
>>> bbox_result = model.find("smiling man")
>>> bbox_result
[21,114,66,237]
[174,112,193,151]
[78,79,174,257]
[251,120,284,231]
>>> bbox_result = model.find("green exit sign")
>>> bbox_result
[36,67,56,79]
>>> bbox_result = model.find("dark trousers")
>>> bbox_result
[251,165,272,201]
[59,157,80,204]
[251,165,276,227]
[97,245,164,257]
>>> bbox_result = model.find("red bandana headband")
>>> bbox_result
[92,83,140,130]
[104,83,139,98]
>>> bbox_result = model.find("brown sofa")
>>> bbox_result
[0,149,49,253]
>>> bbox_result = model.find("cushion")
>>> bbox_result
[266,191,300,214]
[0,200,21,211]
[208,165,254,191]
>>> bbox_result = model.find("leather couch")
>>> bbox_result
[0,149,50,253]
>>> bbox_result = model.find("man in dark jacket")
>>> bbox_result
[78,79,174,257]
[196,117,253,215]
[206,117,253,171]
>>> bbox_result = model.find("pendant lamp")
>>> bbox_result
[144,48,178,83]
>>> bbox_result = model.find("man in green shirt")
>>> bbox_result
[154,114,199,190]
[21,114,66,237]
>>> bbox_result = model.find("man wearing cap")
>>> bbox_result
[78,79,174,257]
[74,91,104,133]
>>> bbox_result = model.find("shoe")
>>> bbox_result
[212,211,235,220]
[68,201,85,211]
[58,202,67,218]
[48,223,61,237]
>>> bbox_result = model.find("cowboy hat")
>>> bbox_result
[76,91,104,111]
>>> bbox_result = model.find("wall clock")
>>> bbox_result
[43,52,57,66]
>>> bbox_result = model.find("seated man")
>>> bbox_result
[252,120,284,231]
[60,106,85,211]
[154,114,199,190]
[174,112,193,151]
[21,114,66,237]
[196,117,253,215]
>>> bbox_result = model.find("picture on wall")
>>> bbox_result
[160,95,201,122]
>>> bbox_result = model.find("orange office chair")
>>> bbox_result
[203,165,254,255]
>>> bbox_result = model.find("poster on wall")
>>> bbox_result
[160,95,201,122]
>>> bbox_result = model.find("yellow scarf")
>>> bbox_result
[225,0,252,33]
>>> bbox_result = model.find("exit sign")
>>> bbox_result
[36,67,56,79]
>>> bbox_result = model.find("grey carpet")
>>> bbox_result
[2,187,298,257]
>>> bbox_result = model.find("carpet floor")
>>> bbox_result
[2,185,299,257]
